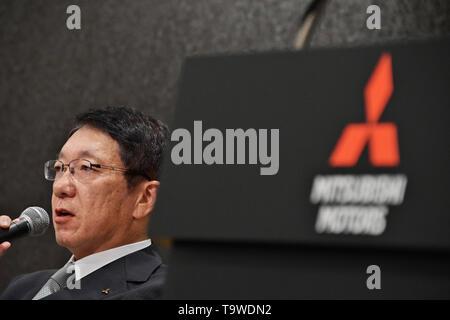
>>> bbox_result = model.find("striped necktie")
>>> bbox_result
[32,261,75,300]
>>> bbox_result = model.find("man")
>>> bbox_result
[0,106,169,299]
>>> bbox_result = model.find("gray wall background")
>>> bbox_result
[0,0,448,293]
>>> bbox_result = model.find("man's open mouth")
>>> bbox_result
[55,209,75,217]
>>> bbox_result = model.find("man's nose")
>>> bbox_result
[53,169,76,198]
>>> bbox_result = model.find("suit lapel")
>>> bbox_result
[23,270,55,300]
[124,245,162,283]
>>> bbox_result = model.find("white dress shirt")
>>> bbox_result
[69,239,152,281]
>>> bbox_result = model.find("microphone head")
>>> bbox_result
[20,207,50,236]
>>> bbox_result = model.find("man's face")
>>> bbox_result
[52,125,136,259]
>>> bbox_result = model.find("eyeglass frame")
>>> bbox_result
[44,158,153,182]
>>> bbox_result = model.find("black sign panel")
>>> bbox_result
[150,39,450,252]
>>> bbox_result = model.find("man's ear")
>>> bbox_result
[133,180,160,220]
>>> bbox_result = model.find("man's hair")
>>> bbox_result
[69,106,169,189]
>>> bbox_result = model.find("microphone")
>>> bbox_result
[0,207,50,243]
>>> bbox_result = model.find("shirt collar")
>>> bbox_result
[69,239,152,281]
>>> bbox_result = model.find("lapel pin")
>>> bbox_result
[101,288,110,295]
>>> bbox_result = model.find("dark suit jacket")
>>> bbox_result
[0,245,166,300]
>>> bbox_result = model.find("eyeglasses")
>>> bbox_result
[44,159,151,183]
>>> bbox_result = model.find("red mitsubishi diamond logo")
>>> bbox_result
[329,53,399,167]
